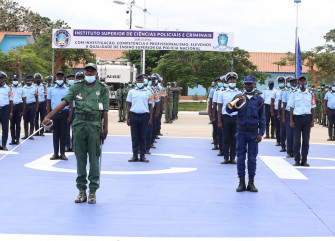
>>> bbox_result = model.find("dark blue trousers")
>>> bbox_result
[280,110,286,149]
[212,111,218,146]
[236,131,258,177]
[0,105,9,147]
[35,101,46,135]
[130,112,149,158]
[293,115,311,163]
[222,115,237,160]
[217,112,223,153]
[328,108,335,138]
[66,107,75,149]
[10,103,23,142]
[274,109,280,143]
[146,113,153,151]
[285,111,294,155]
[265,104,275,137]
[152,107,157,142]
[23,103,36,123]
[52,110,68,155]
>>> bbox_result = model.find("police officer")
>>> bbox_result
[226,75,265,192]
[116,83,127,122]
[324,82,335,141]
[22,75,38,140]
[65,74,76,152]
[34,73,47,136]
[218,72,241,164]
[43,63,109,204]
[165,82,173,123]
[213,76,225,156]
[281,77,298,158]
[46,76,54,90]
[157,76,165,136]
[261,80,275,139]
[271,77,285,146]
[288,76,316,167]
[126,74,153,162]
[149,75,161,148]
[208,77,220,150]
[9,74,26,145]
[75,71,85,81]
[47,71,69,160]
[0,72,14,150]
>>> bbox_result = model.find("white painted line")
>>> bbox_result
[1,234,335,241]
[0,150,18,155]
[259,156,308,180]
[24,153,197,175]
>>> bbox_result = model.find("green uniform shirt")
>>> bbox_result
[62,80,109,129]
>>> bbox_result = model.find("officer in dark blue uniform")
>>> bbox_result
[288,76,316,167]
[208,78,219,150]
[226,75,265,192]
[34,73,47,136]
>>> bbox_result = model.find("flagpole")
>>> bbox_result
[294,0,301,78]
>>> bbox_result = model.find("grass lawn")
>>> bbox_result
[178,102,207,111]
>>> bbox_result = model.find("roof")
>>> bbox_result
[0,31,34,43]
[92,49,125,61]
[249,52,308,73]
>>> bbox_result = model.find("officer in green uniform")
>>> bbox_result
[116,83,127,122]
[164,82,173,123]
[42,63,109,204]
[175,82,181,119]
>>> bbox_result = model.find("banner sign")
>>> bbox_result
[52,29,234,52]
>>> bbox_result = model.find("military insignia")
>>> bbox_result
[54,30,71,48]
[96,91,100,96]
[76,93,82,100]
[213,33,233,51]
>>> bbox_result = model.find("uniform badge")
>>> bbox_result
[76,93,82,100]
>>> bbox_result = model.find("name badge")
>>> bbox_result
[98,102,103,110]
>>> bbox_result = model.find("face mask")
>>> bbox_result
[317,88,321,91]
[85,76,95,83]
[286,83,291,88]
[223,83,228,88]
[332,87,335,91]
[56,80,64,86]
[155,79,159,84]
[27,81,32,86]
[144,79,148,85]
[228,83,236,88]
[217,82,223,88]
[120,86,124,89]
[299,84,306,89]
[167,85,171,88]
[13,81,19,86]
[129,84,132,87]
[279,83,285,88]
[148,80,152,86]
[245,88,255,94]
[269,84,274,89]
[68,80,75,86]
[325,88,329,92]
[291,86,298,90]
[158,83,162,87]
[36,80,41,85]
[137,83,144,89]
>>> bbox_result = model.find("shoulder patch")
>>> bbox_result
[75,80,84,84]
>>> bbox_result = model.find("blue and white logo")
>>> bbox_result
[54,30,71,48]
[213,33,233,51]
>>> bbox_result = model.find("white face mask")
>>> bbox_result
[85,76,95,83]
[56,80,64,86]
[13,81,19,86]
[332,86,335,91]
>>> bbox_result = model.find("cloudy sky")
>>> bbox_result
[15,0,335,53]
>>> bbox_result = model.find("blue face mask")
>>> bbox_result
[299,83,306,89]
[279,83,285,88]
[217,82,223,88]
[85,76,96,83]
[148,80,152,86]
[137,83,144,89]
[144,79,148,85]
[68,80,75,86]
[291,86,298,90]
[13,81,19,86]
[223,83,228,88]
[56,80,64,86]
[228,83,236,88]
[332,86,335,91]
[286,83,291,88]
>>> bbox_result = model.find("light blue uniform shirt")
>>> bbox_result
[271,88,283,110]
[147,86,156,108]
[0,84,13,107]
[47,85,69,110]
[213,88,224,110]
[261,88,274,105]
[325,91,335,109]
[127,87,153,114]
[23,85,37,104]
[278,88,287,108]
[35,84,47,102]
[209,87,216,108]
[288,89,316,115]
[282,88,295,111]
[12,85,27,105]
[218,88,241,115]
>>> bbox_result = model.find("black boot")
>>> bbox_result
[247,175,258,192]
[21,122,29,139]
[29,123,34,140]
[236,176,246,192]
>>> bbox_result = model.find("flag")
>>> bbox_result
[295,38,302,78]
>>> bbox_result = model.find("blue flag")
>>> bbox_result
[295,38,302,78]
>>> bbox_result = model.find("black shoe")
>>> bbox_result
[75,190,87,203]
[230,159,237,164]
[88,190,96,204]
[212,146,219,150]
[140,157,149,163]
[65,147,70,152]
[40,133,45,136]
[118,120,122,122]
[69,148,74,152]
[293,161,300,166]
[145,150,151,155]
[34,133,40,136]
[154,140,157,143]
[16,140,20,145]
[301,162,310,167]
[264,136,270,139]
[0,146,2,150]
[271,135,275,139]
[29,136,34,140]
[21,136,28,140]
[1,146,8,151]
[50,154,59,160]
[275,142,280,146]
[236,176,246,192]
[279,148,286,152]
[217,152,223,156]
[9,140,16,145]
[150,144,156,149]
[327,138,332,141]
[158,133,163,136]
[60,154,68,160]
[286,153,294,158]
[128,157,139,162]
[220,159,229,164]
[155,136,160,139]
[246,175,258,192]
[211,142,214,144]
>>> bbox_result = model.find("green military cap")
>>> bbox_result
[84,63,97,71]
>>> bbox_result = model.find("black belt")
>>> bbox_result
[130,112,149,116]
[55,109,69,114]
[14,103,23,106]
[27,103,36,106]
[237,125,258,131]
[223,114,237,118]
[76,113,101,121]
[0,105,9,110]
[294,114,311,117]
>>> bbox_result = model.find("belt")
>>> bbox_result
[54,109,69,114]
[27,103,36,106]
[237,125,258,131]
[14,103,23,106]
[0,105,9,109]
[76,113,101,121]
[294,114,311,117]
[223,114,237,118]
[130,112,149,116]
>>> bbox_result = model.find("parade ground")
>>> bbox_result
[0,112,335,240]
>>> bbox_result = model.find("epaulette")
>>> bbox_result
[75,80,84,84]
[292,89,298,93]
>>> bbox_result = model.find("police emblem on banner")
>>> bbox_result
[54,30,71,48]
[213,33,233,51]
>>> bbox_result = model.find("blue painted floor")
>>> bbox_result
[0,135,335,238]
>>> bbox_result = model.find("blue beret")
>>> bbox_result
[244,75,256,83]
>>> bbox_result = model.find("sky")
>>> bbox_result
[14,0,335,53]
